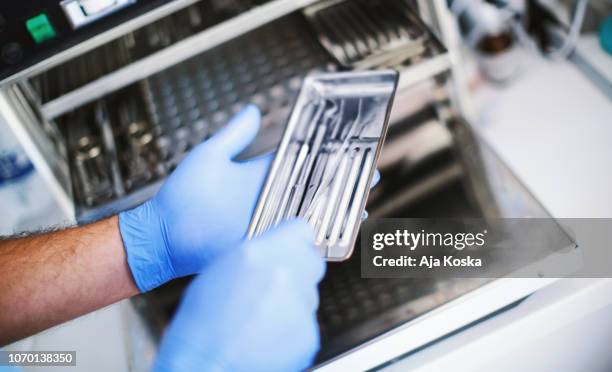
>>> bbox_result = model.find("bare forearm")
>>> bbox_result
[0,216,138,345]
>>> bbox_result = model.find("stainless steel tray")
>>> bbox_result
[247,70,398,261]
[304,0,439,69]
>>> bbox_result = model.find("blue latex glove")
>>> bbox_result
[119,105,273,292]
[153,220,325,372]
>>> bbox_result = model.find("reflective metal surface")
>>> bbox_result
[53,13,337,212]
[304,0,444,69]
[6,1,451,220]
[31,0,270,104]
[248,70,398,260]
[35,0,321,119]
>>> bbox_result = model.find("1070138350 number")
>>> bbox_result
[1,351,76,366]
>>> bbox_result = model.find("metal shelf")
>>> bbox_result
[40,0,319,120]
[11,0,453,222]
[397,53,451,91]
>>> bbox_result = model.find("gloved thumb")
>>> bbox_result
[210,104,261,159]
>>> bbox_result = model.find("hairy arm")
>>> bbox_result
[0,107,271,346]
[0,216,138,345]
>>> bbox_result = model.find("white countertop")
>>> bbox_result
[471,47,612,218]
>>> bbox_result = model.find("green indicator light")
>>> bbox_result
[26,14,57,44]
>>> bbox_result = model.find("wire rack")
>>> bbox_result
[59,14,337,208]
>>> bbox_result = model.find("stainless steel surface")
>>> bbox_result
[48,13,336,216]
[31,0,450,121]
[5,0,451,220]
[31,1,270,104]
[247,70,398,261]
[140,13,336,160]
[304,0,444,69]
[38,0,320,120]
[61,87,160,208]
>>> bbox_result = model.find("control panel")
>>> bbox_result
[0,0,174,82]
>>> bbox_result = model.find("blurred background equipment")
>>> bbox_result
[0,0,611,371]
[0,118,61,235]
[446,0,612,84]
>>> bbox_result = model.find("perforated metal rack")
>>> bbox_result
[139,14,337,161]
[6,0,450,221]
[53,14,338,212]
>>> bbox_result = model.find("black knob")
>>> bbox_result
[2,43,23,64]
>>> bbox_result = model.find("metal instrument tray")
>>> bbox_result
[248,70,398,261]
[304,0,442,69]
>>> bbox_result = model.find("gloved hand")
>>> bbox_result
[153,220,325,372]
[119,105,272,292]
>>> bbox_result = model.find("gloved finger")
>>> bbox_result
[371,169,381,188]
[281,265,322,312]
[249,221,324,309]
[209,104,261,159]
[258,220,326,284]
[282,220,327,284]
